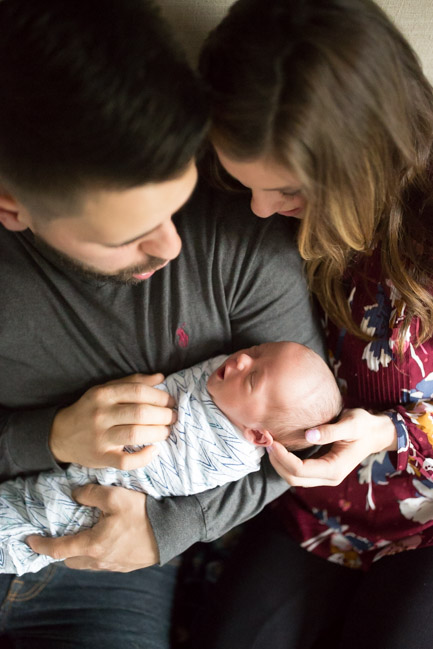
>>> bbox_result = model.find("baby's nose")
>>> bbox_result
[236,353,252,371]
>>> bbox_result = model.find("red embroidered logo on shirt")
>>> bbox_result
[176,324,189,348]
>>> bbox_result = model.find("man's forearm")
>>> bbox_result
[147,454,289,565]
[0,407,60,481]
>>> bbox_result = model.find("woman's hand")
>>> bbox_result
[268,408,398,487]
[27,484,159,571]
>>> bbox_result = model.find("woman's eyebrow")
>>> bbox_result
[262,185,300,192]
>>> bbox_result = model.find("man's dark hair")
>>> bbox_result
[0,0,208,214]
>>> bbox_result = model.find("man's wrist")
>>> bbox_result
[49,407,69,463]
[146,493,204,565]
[143,496,160,565]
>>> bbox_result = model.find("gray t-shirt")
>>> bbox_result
[0,178,325,563]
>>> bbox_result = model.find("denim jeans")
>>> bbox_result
[0,561,178,648]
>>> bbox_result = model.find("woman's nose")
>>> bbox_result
[250,191,279,218]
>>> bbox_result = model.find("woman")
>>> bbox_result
[195,0,433,647]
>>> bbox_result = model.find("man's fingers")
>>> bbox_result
[134,373,165,387]
[27,530,94,561]
[93,381,175,409]
[104,372,165,387]
[112,403,176,427]
[64,556,102,570]
[120,444,162,469]
[112,424,170,447]
[72,483,132,514]
[104,444,162,470]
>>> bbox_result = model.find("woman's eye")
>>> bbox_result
[249,372,256,389]
[281,190,301,197]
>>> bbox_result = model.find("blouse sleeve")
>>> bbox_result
[386,400,433,482]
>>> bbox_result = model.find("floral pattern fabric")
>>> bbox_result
[278,247,433,569]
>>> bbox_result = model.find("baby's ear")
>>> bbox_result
[243,427,273,447]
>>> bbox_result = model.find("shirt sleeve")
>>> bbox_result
[147,453,290,565]
[0,406,61,481]
[386,403,433,483]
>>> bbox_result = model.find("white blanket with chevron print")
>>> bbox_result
[0,355,263,575]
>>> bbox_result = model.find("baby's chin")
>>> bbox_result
[206,371,216,396]
[206,362,228,400]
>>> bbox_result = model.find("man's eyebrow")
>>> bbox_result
[103,223,160,248]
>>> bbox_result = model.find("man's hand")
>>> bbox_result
[26,484,159,571]
[50,373,176,469]
[268,408,398,487]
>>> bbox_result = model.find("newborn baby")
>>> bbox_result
[0,341,341,574]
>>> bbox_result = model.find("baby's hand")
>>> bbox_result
[267,408,397,487]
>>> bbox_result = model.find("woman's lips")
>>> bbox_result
[278,207,303,217]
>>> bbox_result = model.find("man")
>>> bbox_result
[0,1,324,647]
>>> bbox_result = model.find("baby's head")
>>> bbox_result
[207,342,342,451]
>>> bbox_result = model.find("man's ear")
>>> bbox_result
[243,427,274,447]
[0,192,29,231]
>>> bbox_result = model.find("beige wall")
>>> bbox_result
[379,0,433,82]
[157,0,433,83]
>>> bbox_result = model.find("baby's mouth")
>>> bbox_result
[217,363,227,380]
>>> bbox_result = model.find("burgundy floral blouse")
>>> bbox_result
[278,246,433,569]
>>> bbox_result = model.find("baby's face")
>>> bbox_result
[207,342,294,432]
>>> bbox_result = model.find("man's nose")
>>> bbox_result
[250,191,278,218]
[139,220,182,260]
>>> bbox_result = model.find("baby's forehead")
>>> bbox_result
[265,343,317,386]
[258,341,298,362]
[255,341,292,355]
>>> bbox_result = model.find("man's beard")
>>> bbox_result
[33,234,167,285]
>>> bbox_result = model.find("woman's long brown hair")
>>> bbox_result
[200,0,433,348]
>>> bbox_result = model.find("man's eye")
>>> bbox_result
[249,372,256,389]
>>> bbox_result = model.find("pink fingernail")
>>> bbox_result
[306,428,321,443]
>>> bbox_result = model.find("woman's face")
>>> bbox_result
[215,147,306,219]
